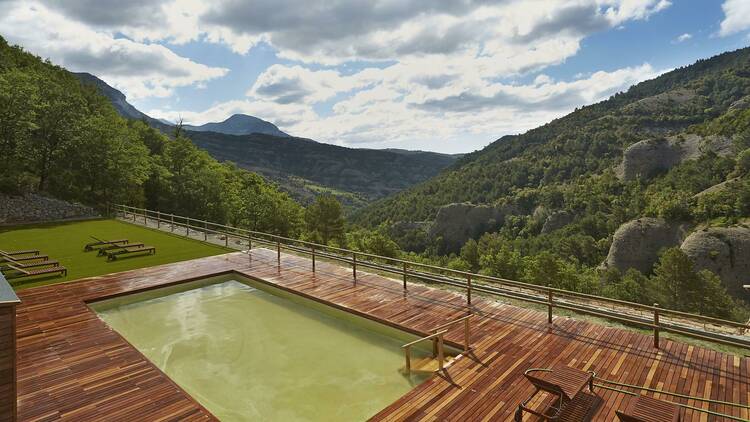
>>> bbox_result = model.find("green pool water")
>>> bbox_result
[91,275,431,421]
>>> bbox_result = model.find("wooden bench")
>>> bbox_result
[84,239,129,251]
[106,246,155,261]
[4,264,66,279]
[616,395,680,422]
[97,242,144,256]
[516,366,595,421]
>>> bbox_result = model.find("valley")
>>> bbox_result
[75,72,458,208]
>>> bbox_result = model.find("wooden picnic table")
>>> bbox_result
[616,395,681,422]
[516,366,595,421]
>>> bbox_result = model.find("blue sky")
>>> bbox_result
[1,0,750,153]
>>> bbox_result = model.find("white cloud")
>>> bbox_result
[152,62,663,152]
[0,1,227,99]
[719,0,750,36]
[148,100,317,130]
[248,65,376,104]
[672,33,692,43]
[198,0,671,65]
[0,0,674,151]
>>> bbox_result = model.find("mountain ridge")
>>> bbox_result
[183,114,289,137]
[75,72,459,207]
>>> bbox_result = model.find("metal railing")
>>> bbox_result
[113,204,750,351]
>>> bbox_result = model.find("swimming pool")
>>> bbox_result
[91,275,433,421]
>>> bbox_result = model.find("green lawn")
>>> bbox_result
[0,219,232,290]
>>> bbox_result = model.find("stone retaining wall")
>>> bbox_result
[0,193,98,225]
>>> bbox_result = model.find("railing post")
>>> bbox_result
[132,210,136,222]
[464,317,471,352]
[277,240,281,265]
[311,246,316,272]
[156,211,160,229]
[404,346,411,375]
[352,252,357,280]
[171,214,174,232]
[437,333,445,371]
[204,221,208,241]
[653,303,660,349]
[467,273,472,307]
[403,262,407,291]
[225,232,229,247]
[548,288,554,324]
[186,217,190,237]
[143,210,147,225]
[248,233,252,250]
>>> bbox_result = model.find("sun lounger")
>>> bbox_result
[0,253,49,263]
[616,395,680,422]
[106,245,155,261]
[0,259,59,271]
[97,242,144,256]
[84,238,129,251]
[4,264,66,279]
[0,249,40,256]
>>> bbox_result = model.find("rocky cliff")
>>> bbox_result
[617,134,731,182]
[602,218,687,274]
[428,203,511,253]
[681,227,750,298]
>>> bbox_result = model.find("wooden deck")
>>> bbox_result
[14,249,750,421]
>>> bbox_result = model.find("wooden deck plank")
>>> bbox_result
[13,248,750,421]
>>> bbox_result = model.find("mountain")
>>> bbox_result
[73,73,285,137]
[75,73,459,207]
[184,114,289,137]
[184,130,458,206]
[356,46,750,228]
[73,73,154,122]
[354,46,750,308]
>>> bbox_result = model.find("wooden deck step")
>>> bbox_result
[403,355,456,374]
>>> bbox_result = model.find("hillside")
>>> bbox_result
[356,48,750,226]
[354,46,750,316]
[75,74,459,207]
[185,130,458,205]
[0,36,304,237]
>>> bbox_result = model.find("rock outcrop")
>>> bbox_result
[621,88,699,114]
[429,203,512,253]
[728,95,750,112]
[0,193,97,225]
[541,211,574,234]
[602,218,687,274]
[617,134,731,182]
[680,227,750,298]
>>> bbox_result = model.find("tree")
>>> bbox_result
[30,76,86,190]
[0,70,38,191]
[460,239,480,272]
[479,242,522,280]
[345,228,401,258]
[648,248,737,319]
[305,194,345,244]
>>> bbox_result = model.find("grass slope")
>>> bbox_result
[0,219,231,289]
